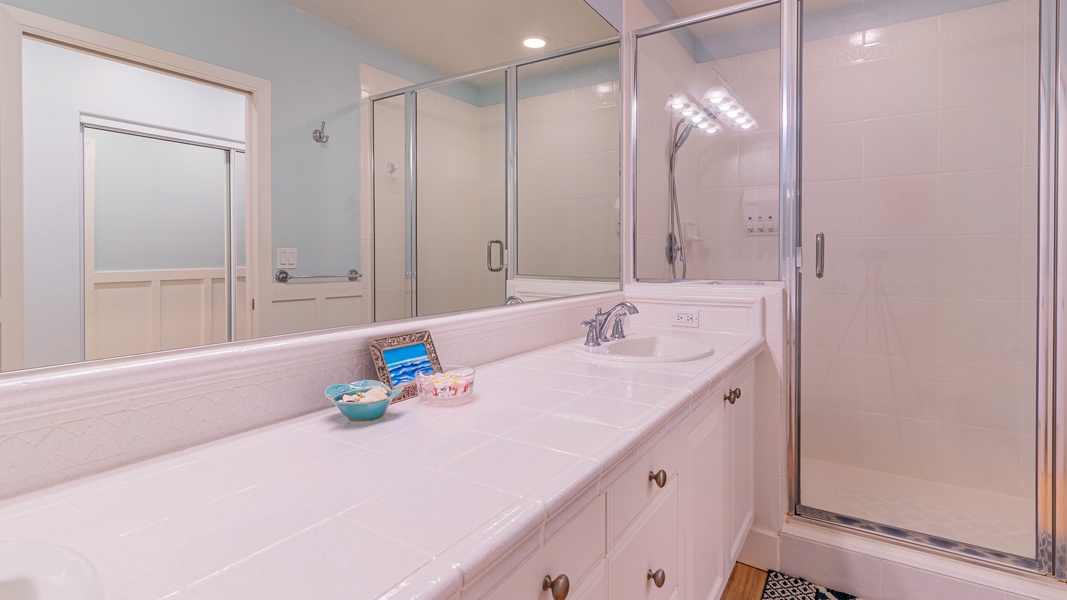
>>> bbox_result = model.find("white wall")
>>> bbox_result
[22,38,244,369]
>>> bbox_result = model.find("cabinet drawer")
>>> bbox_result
[486,495,606,600]
[607,478,679,600]
[607,428,680,544]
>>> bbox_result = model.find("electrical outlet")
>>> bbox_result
[671,311,699,328]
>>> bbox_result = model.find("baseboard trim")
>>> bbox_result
[738,526,780,572]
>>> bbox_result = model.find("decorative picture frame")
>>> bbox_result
[368,330,442,401]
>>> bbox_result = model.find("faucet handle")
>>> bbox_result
[580,320,601,347]
[610,315,626,340]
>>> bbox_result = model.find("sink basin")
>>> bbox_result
[0,541,104,600]
[573,334,715,363]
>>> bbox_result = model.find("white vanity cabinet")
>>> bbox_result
[724,362,756,564]
[486,495,607,600]
[679,360,755,600]
[679,385,727,600]
[606,427,682,600]
[481,358,756,600]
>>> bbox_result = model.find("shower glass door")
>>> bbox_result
[414,72,507,317]
[797,0,1041,563]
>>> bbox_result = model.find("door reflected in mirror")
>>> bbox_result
[19,37,248,372]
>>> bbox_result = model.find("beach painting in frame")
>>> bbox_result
[369,331,442,400]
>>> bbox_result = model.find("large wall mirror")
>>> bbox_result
[0,0,620,373]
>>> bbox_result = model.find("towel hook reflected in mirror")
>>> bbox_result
[312,121,329,143]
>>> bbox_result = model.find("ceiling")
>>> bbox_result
[279,0,619,77]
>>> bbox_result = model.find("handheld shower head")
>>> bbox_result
[674,122,694,152]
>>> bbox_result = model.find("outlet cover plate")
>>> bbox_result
[671,311,699,328]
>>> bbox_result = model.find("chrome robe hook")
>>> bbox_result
[312,121,329,143]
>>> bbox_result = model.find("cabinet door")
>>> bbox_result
[725,364,756,563]
[607,426,681,545]
[680,391,726,600]
[486,495,606,600]
[572,559,608,600]
[608,479,679,600]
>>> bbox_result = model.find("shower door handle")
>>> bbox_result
[487,240,504,272]
[815,233,825,278]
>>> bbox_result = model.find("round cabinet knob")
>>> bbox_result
[648,469,667,488]
[647,568,666,588]
[732,387,742,399]
[724,390,736,405]
[542,573,570,600]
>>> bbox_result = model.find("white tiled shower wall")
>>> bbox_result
[799,0,1038,502]
[517,80,621,279]
[635,8,781,282]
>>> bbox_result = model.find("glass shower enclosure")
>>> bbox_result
[633,0,1059,580]
[370,39,621,322]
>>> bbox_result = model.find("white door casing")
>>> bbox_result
[0,5,24,371]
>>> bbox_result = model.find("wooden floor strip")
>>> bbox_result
[722,562,769,600]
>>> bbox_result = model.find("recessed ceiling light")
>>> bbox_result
[523,36,548,49]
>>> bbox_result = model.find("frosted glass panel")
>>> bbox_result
[88,128,229,271]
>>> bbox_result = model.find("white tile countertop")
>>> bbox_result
[0,327,764,599]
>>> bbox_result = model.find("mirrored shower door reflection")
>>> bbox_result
[796,0,1041,563]
[415,71,507,318]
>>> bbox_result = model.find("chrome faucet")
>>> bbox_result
[592,302,639,343]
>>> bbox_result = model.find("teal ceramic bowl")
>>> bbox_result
[325,380,403,422]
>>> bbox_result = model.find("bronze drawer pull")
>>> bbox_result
[542,573,569,600]
[649,469,667,488]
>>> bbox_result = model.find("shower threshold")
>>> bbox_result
[800,459,1033,558]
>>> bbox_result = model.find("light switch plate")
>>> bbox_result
[276,247,298,268]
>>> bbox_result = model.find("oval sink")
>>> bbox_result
[0,541,104,600]
[573,335,714,363]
